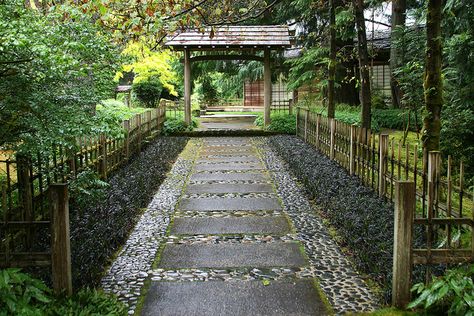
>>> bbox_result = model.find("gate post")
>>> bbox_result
[50,183,72,296]
[392,180,415,308]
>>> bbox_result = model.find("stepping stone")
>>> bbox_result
[179,197,282,211]
[200,152,258,157]
[190,172,268,182]
[186,183,273,194]
[197,157,260,163]
[195,162,263,171]
[171,216,290,235]
[201,146,254,151]
[158,242,306,268]
[141,279,328,316]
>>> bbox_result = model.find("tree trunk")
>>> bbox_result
[328,0,336,118]
[390,0,407,108]
[353,0,372,129]
[423,0,443,155]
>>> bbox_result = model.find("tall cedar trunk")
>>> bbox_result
[353,0,372,129]
[390,0,407,108]
[328,0,336,118]
[423,0,443,156]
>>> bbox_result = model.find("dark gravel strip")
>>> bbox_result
[266,135,396,301]
[69,137,188,288]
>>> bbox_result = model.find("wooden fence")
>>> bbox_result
[0,106,166,292]
[296,107,473,306]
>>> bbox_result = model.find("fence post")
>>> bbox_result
[304,109,309,142]
[16,155,33,247]
[428,151,441,218]
[378,134,389,197]
[329,118,335,159]
[350,124,357,175]
[288,99,293,115]
[295,107,300,136]
[98,135,107,180]
[146,110,152,137]
[123,120,130,161]
[137,114,142,153]
[49,183,72,296]
[315,114,321,149]
[392,180,415,308]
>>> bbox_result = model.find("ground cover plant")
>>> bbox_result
[408,264,474,316]
[255,113,296,134]
[0,268,126,316]
[268,135,428,302]
[68,137,188,287]
[162,116,198,135]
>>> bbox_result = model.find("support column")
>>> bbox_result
[264,48,272,127]
[184,49,192,126]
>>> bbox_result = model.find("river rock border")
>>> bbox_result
[100,138,201,315]
[253,137,379,314]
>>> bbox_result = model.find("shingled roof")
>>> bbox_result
[165,25,291,50]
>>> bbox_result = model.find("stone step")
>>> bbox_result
[196,157,260,163]
[141,280,328,316]
[179,197,282,211]
[190,172,268,182]
[158,242,306,269]
[195,162,264,171]
[185,183,273,194]
[170,216,290,235]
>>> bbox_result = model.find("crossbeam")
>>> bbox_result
[189,54,264,63]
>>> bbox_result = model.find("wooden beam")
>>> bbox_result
[189,54,264,63]
[263,48,271,127]
[392,181,415,309]
[50,183,72,296]
[184,49,192,126]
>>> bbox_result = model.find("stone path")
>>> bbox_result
[101,137,379,315]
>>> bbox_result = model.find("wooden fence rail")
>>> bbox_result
[0,106,166,293]
[296,106,473,306]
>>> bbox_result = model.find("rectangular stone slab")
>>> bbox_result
[195,162,263,171]
[190,172,268,182]
[200,151,258,157]
[186,183,273,194]
[171,216,290,235]
[179,197,282,211]
[196,157,260,163]
[141,280,327,316]
[158,242,306,268]
[201,146,254,151]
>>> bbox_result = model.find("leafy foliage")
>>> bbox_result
[117,42,179,97]
[408,265,474,315]
[255,113,296,134]
[162,117,197,135]
[0,268,51,315]
[94,100,147,138]
[0,0,120,156]
[133,78,163,108]
[68,170,109,212]
[0,269,126,315]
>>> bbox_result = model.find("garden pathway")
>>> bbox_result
[101,137,378,315]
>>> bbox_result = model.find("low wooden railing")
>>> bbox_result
[296,106,473,307]
[0,106,166,293]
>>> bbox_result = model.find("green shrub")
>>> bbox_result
[162,116,197,135]
[408,265,474,316]
[0,269,126,315]
[46,288,127,315]
[372,109,422,132]
[255,113,296,134]
[133,78,163,108]
[68,169,109,211]
[0,268,51,315]
[95,99,147,138]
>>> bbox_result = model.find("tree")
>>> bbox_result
[327,0,336,118]
[353,0,372,129]
[0,0,119,154]
[422,0,443,156]
[390,0,407,108]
